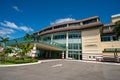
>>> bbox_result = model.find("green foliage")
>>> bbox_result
[19,43,33,56]
[0,36,9,48]
[24,33,33,42]
[2,57,38,64]
[113,20,120,38]
[0,47,13,63]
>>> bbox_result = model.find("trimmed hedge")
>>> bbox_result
[3,57,38,64]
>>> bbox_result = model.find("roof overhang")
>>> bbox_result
[39,22,103,36]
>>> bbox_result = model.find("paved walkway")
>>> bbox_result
[66,59,120,66]
[0,60,120,80]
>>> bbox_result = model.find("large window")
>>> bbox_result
[44,28,52,32]
[42,36,51,41]
[110,26,115,30]
[68,33,81,39]
[68,43,81,50]
[53,34,66,40]
[101,36,118,41]
[103,27,109,30]
[101,36,111,41]
[83,19,97,25]
[54,24,67,29]
[68,22,80,26]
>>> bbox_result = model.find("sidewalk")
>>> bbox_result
[66,59,120,66]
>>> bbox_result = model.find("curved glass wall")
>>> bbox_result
[68,31,82,60]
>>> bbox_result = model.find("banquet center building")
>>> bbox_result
[33,14,120,60]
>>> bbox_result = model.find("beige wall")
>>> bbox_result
[111,17,120,23]
[101,41,120,51]
[103,52,120,57]
[102,41,120,57]
[82,28,102,60]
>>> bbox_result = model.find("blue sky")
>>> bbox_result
[0,0,120,39]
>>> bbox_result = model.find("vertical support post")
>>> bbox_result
[62,51,64,59]
[51,34,53,42]
[66,32,68,59]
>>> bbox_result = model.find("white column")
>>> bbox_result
[62,51,64,59]
[66,32,68,59]
[51,34,53,41]
[97,18,99,22]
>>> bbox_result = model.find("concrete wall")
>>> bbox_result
[82,28,102,60]
[101,41,120,50]
[101,41,120,57]
[102,52,120,57]
[111,17,120,23]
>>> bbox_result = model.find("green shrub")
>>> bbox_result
[2,57,38,64]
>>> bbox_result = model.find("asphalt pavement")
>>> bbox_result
[0,60,120,80]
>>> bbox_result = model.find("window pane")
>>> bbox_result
[69,22,80,26]
[83,19,97,25]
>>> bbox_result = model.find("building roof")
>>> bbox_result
[111,14,120,18]
[39,22,103,36]
[103,23,115,27]
[33,16,99,34]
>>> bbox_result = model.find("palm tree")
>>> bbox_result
[14,39,18,47]
[24,33,32,43]
[0,36,9,48]
[113,20,120,40]
[19,43,33,60]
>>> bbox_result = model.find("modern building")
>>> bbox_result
[33,14,120,60]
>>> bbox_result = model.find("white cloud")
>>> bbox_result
[0,21,34,32]
[0,28,15,35]
[0,21,18,29]
[51,18,76,25]
[12,6,21,12]
[20,26,34,32]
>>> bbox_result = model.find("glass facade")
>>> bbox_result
[44,28,52,32]
[41,35,51,41]
[68,22,80,26]
[54,24,67,29]
[101,36,118,41]
[53,34,66,40]
[68,32,82,60]
[68,33,81,39]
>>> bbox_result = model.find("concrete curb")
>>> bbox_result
[0,60,41,67]
[66,59,120,66]
[40,59,62,63]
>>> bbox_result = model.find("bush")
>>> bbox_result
[3,57,38,64]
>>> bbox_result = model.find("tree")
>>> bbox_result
[0,47,13,63]
[14,39,18,47]
[24,33,32,43]
[113,20,120,39]
[0,36,9,48]
[19,43,33,60]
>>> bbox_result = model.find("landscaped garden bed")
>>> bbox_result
[0,57,38,64]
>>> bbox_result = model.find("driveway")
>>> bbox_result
[0,60,120,80]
